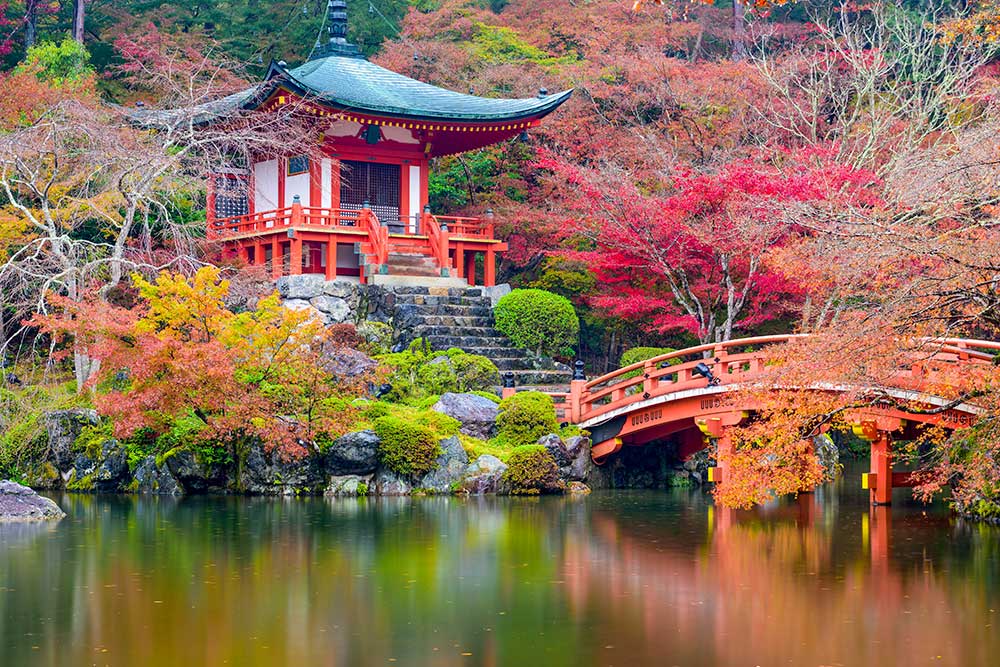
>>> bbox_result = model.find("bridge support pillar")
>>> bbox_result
[854,419,899,506]
[697,412,746,488]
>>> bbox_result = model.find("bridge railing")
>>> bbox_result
[554,335,1000,425]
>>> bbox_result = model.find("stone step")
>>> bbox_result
[395,294,492,308]
[408,304,493,317]
[370,274,470,288]
[505,369,574,387]
[421,335,528,350]
[383,286,485,297]
[409,315,495,328]
[489,356,553,370]
[416,325,503,338]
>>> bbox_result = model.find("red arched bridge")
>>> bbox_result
[504,335,999,505]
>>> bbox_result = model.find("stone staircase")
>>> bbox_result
[392,286,573,391]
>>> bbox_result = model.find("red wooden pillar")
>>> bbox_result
[870,430,893,506]
[253,238,264,267]
[455,243,465,279]
[289,235,303,276]
[325,239,337,280]
[271,236,282,279]
[465,251,476,287]
[484,249,496,287]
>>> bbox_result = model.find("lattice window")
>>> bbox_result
[287,155,310,176]
[340,160,401,229]
[214,175,248,219]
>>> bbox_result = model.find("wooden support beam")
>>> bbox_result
[484,249,496,286]
[466,251,476,287]
[271,236,282,279]
[325,239,336,280]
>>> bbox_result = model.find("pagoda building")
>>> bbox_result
[205,0,570,287]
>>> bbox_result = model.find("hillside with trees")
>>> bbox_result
[4,1,1000,514]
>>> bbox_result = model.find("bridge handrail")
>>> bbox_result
[567,334,1000,425]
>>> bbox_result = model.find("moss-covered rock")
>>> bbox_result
[502,445,564,495]
[374,416,442,478]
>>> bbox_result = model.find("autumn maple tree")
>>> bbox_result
[34,267,375,461]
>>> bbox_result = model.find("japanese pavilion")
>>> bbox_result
[205,0,570,286]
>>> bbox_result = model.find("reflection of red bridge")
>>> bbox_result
[513,335,1000,505]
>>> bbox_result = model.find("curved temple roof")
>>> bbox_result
[267,56,572,123]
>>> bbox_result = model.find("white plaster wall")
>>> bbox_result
[337,244,359,270]
[285,172,310,207]
[254,159,279,213]
[408,165,421,234]
[321,158,333,209]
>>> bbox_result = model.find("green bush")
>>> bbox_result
[378,342,499,403]
[374,415,442,478]
[495,391,559,448]
[156,414,232,469]
[619,346,679,380]
[494,289,579,358]
[502,445,562,495]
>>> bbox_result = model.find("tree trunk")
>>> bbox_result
[72,0,86,43]
[732,1,747,62]
[24,2,37,49]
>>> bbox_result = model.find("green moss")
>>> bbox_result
[374,415,442,478]
[124,479,140,493]
[156,414,231,469]
[356,482,369,496]
[502,445,562,495]
[470,390,501,404]
[460,434,512,462]
[494,289,579,358]
[495,391,560,449]
[74,422,113,460]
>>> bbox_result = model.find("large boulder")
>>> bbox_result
[241,443,325,495]
[482,283,512,309]
[374,467,412,496]
[814,433,840,482]
[44,409,98,472]
[325,430,379,475]
[323,280,357,299]
[133,456,183,495]
[325,474,373,497]
[164,450,228,494]
[93,440,130,492]
[276,274,325,300]
[418,435,470,493]
[540,433,593,483]
[459,455,507,495]
[432,393,498,440]
[321,348,377,378]
[310,295,352,323]
[0,480,65,521]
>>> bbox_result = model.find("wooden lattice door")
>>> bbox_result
[340,160,402,231]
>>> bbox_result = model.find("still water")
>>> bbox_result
[2,464,999,667]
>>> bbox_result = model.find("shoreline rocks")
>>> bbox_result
[0,480,65,522]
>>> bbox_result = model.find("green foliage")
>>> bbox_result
[378,342,499,403]
[356,321,394,355]
[502,445,562,495]
[495,391,559,448]
[470,390,501,404]
[0,382,88,480]
[526,257,597,299]
[494,289,579,358]
[471,23,577,68]
[66,473,94,491]
[618,346,679,380]
[15,38,94,87]
[374,415,442,478]
[155,414,232,469]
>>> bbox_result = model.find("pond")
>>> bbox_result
[2,463,999,666]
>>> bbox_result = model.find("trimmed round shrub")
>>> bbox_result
[503,445,562,495]
[374,415,442,478]
[494,289,579,358]
[496,391,559,448]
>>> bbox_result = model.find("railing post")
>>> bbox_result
[642,360,657,397]
[501,371,516,400]
[291,194,303,226]
[438,216,450,276]
[570,360,586,423]
[485,207,495,240]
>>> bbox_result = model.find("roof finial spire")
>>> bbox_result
[328,0,348,44]
[309,0,362,60]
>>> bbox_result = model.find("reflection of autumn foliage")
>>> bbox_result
[33,267,376,458]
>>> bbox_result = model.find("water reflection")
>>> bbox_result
[0,467,998,666]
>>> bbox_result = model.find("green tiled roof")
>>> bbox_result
[271,55,572,122]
